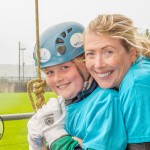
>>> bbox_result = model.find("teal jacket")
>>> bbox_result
[51,86,127,150]
[119,56,150,143]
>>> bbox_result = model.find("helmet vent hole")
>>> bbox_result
[67,28,72,33]
[56,38,64,43]
[61,32,66,38]
[57,45,66,54]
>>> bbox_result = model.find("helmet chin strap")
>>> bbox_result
[72,59,91,91]
[82,74,91,91]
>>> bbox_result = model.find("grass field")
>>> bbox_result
[0,92,57,150]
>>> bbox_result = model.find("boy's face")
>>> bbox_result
[43,61,84,100]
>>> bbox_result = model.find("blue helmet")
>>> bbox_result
[34,21,85,68]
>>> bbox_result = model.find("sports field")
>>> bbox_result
[0,92,57,150]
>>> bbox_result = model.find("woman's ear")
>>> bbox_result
[130,47,137,63]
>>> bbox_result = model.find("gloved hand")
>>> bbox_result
[27,114,43,150]
[36,96,68,146]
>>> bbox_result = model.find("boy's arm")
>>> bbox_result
[34,96,93,150]
[72,137,82,146]
[51,135,93,150]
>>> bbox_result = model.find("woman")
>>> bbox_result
[84,14,150,150]
[27,21,127,150]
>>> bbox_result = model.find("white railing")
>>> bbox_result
[0,112,34,121]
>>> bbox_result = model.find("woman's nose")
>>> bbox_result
[94,55,106,69]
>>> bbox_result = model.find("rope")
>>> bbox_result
[27,0,47,148]
[27,79,46,112]
[27,0,46,112]
[35,0,41,80]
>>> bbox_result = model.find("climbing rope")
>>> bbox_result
[27,2,48,149]
[27,0,46,112]
[27,78,46,112]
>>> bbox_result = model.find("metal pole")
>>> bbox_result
[0,112,34,121]
[22,50,25,82]
[19,42,26,82]
[19,41,21,82]
[23,62,25,82]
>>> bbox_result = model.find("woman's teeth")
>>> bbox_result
[98,71,111,78]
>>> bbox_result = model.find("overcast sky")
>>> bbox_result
[0,0,150,65]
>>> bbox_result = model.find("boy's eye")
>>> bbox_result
[47,70,54,75]
[61,66,69,70]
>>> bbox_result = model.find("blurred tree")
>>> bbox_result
[145,29,150,39]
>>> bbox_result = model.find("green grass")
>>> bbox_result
[0,92,57,150]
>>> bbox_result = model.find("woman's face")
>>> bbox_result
[43,61,84,99]
[84,32,136,88]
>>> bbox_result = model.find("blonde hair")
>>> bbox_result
[73,53,85,63]
[84,14,150,57]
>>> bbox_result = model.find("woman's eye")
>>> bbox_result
[104,50,114,56]
[106,50,113,54]
[85,52,95,57]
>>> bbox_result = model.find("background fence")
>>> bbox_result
[0,76,50,93]
[0,76,36,83]
[0,76,36,93]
